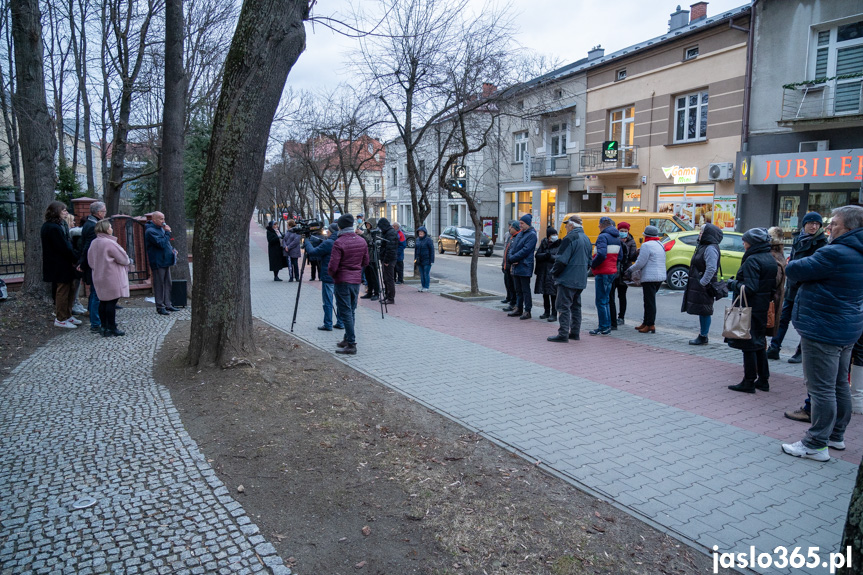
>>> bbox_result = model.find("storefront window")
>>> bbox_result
[808,191,849,221]
[657,185,722,228]
[622,188,641,212]
[505,191,533,222]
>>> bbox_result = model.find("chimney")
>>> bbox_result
[668,5,690,31]
[482,83,497,97]
[587,45,605,61]
[690,1,708,23]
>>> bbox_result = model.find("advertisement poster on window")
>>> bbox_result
[483,219,493,237]
[622,189,641,213]
[712,195,737,230]
[601,192,617,212]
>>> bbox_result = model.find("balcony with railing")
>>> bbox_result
[530,156,571,178]
[578,145,639,174]
[780,75,863,124]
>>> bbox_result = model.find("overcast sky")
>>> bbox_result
[286,0,750,93]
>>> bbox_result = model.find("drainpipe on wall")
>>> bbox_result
[738,1,756,232]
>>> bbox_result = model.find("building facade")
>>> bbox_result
[738,0,863,234]
[579,3,749,232]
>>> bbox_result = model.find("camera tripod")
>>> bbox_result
[290,232,388,333]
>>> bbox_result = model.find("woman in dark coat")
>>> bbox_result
[266,221,285,281]
[726,228,778,393]
[534,226,561,321]
[41,201,80,327]
[683,223,723,345]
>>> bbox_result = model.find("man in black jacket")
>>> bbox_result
[77,201,106,332]
[769,212,828,363]
[377,217,399,304]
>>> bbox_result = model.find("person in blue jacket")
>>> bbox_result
[413,226,435,292]
[507,214,538,319]
[304,223,343,331]
[781,205,863,462]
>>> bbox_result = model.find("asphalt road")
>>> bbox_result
[425,250,801,349]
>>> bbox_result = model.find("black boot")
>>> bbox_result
[539,310,550,320]
[754,379,769,391]
[507,309,523,317]
[728,379,756,393]
[548,311,557,322]
[689,334,709,346]
[766,345,780,360]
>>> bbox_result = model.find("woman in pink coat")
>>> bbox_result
[87,219,130,337]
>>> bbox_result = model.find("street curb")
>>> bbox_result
[439,292,499,302]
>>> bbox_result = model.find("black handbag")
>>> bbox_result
[707,254,729,301]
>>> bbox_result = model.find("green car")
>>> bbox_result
[660,231,745,290]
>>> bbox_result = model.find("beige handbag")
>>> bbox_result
[722,286,752,340]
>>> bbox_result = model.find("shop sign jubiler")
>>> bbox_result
[750,149,863,185]
[662,165,698,185]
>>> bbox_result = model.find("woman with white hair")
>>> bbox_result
[88,219,130,337]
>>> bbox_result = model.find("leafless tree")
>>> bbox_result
[10,0,57,294]
[189,0,311,367]
[0,1,24,235]
[355,0,514,231]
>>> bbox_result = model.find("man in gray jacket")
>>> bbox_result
[548,215,592,342]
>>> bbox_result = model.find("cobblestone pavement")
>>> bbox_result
[0,308,291,575]
[250,222,859,575]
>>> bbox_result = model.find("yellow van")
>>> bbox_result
[558,212,694,246]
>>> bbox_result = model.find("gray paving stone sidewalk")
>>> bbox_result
[249,233,857,575]
[0,308,290,575]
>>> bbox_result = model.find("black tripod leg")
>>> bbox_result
[290,253,308,332]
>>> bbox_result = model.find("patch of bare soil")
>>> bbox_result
[0,292,59,376]
[156,319,737,575]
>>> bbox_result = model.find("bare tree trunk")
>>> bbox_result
[189,0,309,367]
[11,0,57,295]
[162,0,189,282]
[70,0,96,195]
[840,464,863,574]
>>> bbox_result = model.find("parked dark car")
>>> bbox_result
[401,226,416,248]
[437,226,493,257]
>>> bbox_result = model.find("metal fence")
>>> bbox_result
[0,200,25,276]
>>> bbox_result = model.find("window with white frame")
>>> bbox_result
[514,131,528,163]
[391,167,397,185]
[811,19,863,114]
[685,46,699,60]
[674,91,708,143]
[550,122,567,157]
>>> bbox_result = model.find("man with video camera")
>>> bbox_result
[304,223,342,331]
[328,214,369,355]
[377,217,399,304]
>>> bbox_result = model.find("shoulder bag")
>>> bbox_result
[722,285,752,340]
[623,267,642,287]
[708,251,729,301]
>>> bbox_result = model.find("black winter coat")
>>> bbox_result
[267,227,285,272]
[41,221,77,283]
[534,237,561,295]
[682,224,724,317]
[784,229,828,304]
[726,244,777,351]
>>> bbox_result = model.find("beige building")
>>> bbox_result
[579,2,749,230]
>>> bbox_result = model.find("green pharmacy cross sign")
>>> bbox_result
[602,141,619,163]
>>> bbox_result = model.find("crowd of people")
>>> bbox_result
[41,201,181,337]
[496,207,863,463]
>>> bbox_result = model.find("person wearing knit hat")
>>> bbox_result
[337,214,354,230]
[726,228,778,394]
[328,214,370,354]
[520,213,532,227]
[771,212,827,376]
[610,221,637,328]
[589,216,622,335]
[501,221,520,309]
[625,223,667,334]
[682,223,723,346]
[507,214,538,319]
[534,226,561,321]
[304,222,342,330]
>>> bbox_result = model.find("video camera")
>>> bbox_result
[289,218,323,237]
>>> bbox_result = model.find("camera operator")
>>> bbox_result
[304,223,342,331]
[359,218,381,301]
[329,214,369,355]
[376,217,399,304]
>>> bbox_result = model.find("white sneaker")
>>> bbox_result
[54,319,78,329]
[71,304,87,315]
[67,317,82,325]
[782,441,829,461]
[417,287,423,292]
[827,440,846,450]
